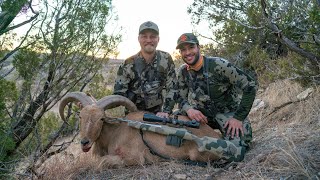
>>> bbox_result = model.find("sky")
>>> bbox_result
[11,0,211,59]
[112,0,198,59]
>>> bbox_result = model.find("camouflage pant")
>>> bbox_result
[211,112,252,149]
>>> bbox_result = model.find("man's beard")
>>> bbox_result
[184,51,200,66]
[143,45,156,54]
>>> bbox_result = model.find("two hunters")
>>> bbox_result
[113,21,257,162]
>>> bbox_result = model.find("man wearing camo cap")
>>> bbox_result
[175,33,258,160]
[113,21,178,117]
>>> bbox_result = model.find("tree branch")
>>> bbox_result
[0,16,37,67]
[1,12,39,35]
[0,0,36,36]
[195,33,224,46]
[232,18,265,30]
[260,0,320,64]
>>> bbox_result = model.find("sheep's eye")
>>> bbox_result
[100,118,105,121]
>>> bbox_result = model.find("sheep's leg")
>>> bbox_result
[96,155,147,170]
[96,155,125,170]
[113,146,147,166]
[96,147,148,170]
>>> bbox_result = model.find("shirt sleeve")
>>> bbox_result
[113,62,133,98]
[215,58,257,121]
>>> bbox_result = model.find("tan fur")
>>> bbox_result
[79,106,221,169]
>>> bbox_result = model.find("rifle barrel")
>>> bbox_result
[143,113,200,128]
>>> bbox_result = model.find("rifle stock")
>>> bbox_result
[143,113,200,128]
[125,119,245,162]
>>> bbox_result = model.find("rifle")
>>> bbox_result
[143,113,200,129]
[111,118,245,162]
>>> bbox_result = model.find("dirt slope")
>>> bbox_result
[36,79,319,180]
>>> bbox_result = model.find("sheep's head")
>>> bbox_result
[78,104,104,152]
[59,92,138,153]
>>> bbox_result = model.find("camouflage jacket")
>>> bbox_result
[177,56,257,121]
[113,50,178,113]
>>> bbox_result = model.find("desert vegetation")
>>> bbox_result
[0,0,319,179]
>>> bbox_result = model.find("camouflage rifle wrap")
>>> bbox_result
[113,50,178,113]
[143,113,200,128]
[117,118,246,162]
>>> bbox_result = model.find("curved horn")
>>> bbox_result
[59,92,95,121]
[96,95,138,112]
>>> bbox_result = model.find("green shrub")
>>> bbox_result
[16,112,60,156]
[245,46,318,87]
[87,73,113,99]
[0,132,15,162]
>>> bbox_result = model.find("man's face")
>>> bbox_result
[179,43,200,65]
[138,30,159,54]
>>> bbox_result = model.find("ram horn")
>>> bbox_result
[96,95,138,112]
[59,92,95,121]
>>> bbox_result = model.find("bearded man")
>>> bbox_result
[113,21,178,117]
[176,33,258,161]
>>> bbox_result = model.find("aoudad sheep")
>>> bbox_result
[59,92,245,168]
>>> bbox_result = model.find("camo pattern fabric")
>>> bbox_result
[113,50,178,113]
[177,56,257,121]
[127,120,246,162]
[214,112,252,147]
[176,56,257,148]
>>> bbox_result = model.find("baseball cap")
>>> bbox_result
[139,21,159,34]
[176,33,199,49]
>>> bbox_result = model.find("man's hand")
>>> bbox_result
[156,112,169,118]
[186,109,208,124]
[223,118,244,138]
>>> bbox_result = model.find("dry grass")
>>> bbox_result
[29,79,320,180]
[242,79,320,179]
